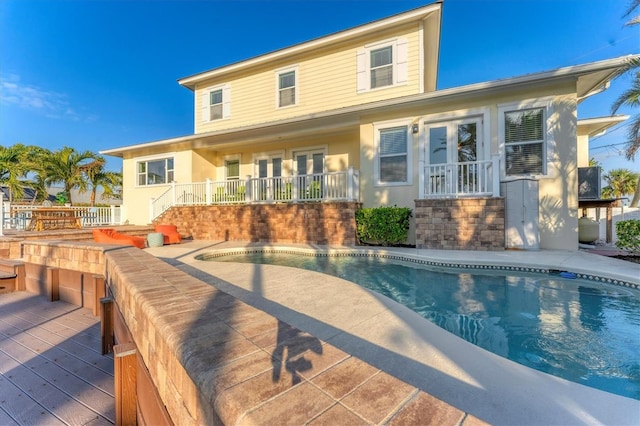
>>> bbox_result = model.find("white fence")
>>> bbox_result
[150,168,360,221]
[0,202,122,232]
[583,206,640,245]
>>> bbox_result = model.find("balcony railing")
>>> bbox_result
[422,156,500,198]
[150,167,360,221]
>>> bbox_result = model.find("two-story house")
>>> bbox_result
[101,1,633,250]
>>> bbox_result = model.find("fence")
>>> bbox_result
[583,206,640,245]
[0,202,122,233]
[423,156,500,198]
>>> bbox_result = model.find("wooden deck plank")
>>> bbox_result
[0,292,115,425]
[0,375,64,426]
[0,351,109,425]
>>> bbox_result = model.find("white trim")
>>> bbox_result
[418,20,424,94]
[498,98,555,180]
[373,118,413,187]
[201,83,231,122]
[357,38,408,93]
[222,154,241,181]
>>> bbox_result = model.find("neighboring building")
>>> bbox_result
[102,2,635,250]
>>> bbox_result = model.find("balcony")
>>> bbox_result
[422,156,500,198]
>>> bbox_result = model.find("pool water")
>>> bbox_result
[212,252,640,400]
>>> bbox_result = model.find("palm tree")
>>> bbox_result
[601,168,639,200]
[82,158,122,206]
[41,147,100,205]
[0,144,46,202]
[611,1,640,206]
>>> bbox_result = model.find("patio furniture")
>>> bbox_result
[27,208,84,231]
[92,228,146,249]
[154,224,182,244]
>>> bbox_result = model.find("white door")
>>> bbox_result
[255,155,283,201]
[294,151,324,199]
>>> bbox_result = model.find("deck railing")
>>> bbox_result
[0,203,122,232]
[150,167,360,221]
[422,156,500,198]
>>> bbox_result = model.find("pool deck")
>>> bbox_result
[144,241,640,426]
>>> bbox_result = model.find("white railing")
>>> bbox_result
[422,156,500,198]
[150,167,360,221]
[0,203,123,231]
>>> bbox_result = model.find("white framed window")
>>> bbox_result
[357,38,407,93]
[374,121,412,186]
[136,157,174,186]
[498,100,552,177]
[276,66,298,108]
[226,159,240,180]
[201,84,230,122]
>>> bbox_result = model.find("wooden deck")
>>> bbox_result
[0,292,114,425]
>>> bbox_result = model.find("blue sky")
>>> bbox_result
[1,0,638,175]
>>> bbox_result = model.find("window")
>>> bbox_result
[137,157,174,186]
[201,84,230,122]
[370,46,393,89]
[357,39,407,93]
[209,89,223,120]
[504,108,545,175]
[378,126,409,184]
[277,68,297,108]
[226,159,240,180]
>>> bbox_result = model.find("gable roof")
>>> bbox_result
[102,55,637,158]
[177,1,443,90]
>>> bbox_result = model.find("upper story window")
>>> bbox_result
[201,84,230,122]
[357,38,407,93]
[374,123,412,186]
[277,67,297,108]
[137,157,174,186]
[370,46,393,89]
[503,107,546,176]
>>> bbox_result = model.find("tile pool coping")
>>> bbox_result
[146,241,640,425]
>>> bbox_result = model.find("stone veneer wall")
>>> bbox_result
[415,198,505,251]
[17,240,485,425]
[157,202,361,245]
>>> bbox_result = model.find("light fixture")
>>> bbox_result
[412,124,419,134]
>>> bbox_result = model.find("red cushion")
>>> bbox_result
[155,224,182,244]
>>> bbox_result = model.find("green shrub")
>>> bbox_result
[355,206,412,246]
[616,219,640,254]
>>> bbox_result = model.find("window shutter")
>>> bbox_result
[222,85,231,118]
[356,48,368,93]
[201,91,210,123]
[395,38,408,84]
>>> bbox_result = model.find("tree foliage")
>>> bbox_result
[601,168,639,199]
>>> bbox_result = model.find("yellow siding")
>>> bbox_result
[194,23,423,134]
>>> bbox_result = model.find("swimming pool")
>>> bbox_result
[208,251,640,400]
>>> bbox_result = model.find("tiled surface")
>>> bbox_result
[144,240,640,425]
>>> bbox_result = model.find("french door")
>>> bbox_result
[425,118,483,195]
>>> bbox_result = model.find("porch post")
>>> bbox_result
[347,167,354,201]
[149,198,155,224]
[491,155,501,197]
[206,178,212,205]
[245,175,252,202]
[110,205,116,225]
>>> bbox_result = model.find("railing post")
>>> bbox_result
[101,296,114,355]
[109,205,115,225]
[206,178,212,205]
[347,167,354,201]
[114,343,137,426]
[46,267,59,302]
[245,175,252,202]
[149,198,155,224]
[491,155,501,197]
[171,181,176,205]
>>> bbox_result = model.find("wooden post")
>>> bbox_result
[46,267,59,302]
[606,206,613,244]
[92,275,105,317]
[114,343,137,426]
[101,297,114,355]
[15,263,25,291]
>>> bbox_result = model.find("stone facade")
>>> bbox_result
[415,198,505,251]
[157,202,361,246]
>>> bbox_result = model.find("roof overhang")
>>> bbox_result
[177,2,443,90]
[578,115,629,138]
[102,55,638,158]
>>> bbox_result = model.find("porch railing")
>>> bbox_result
[0,203,123,231]
[422,156,500,198]
[150,167,360,221]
